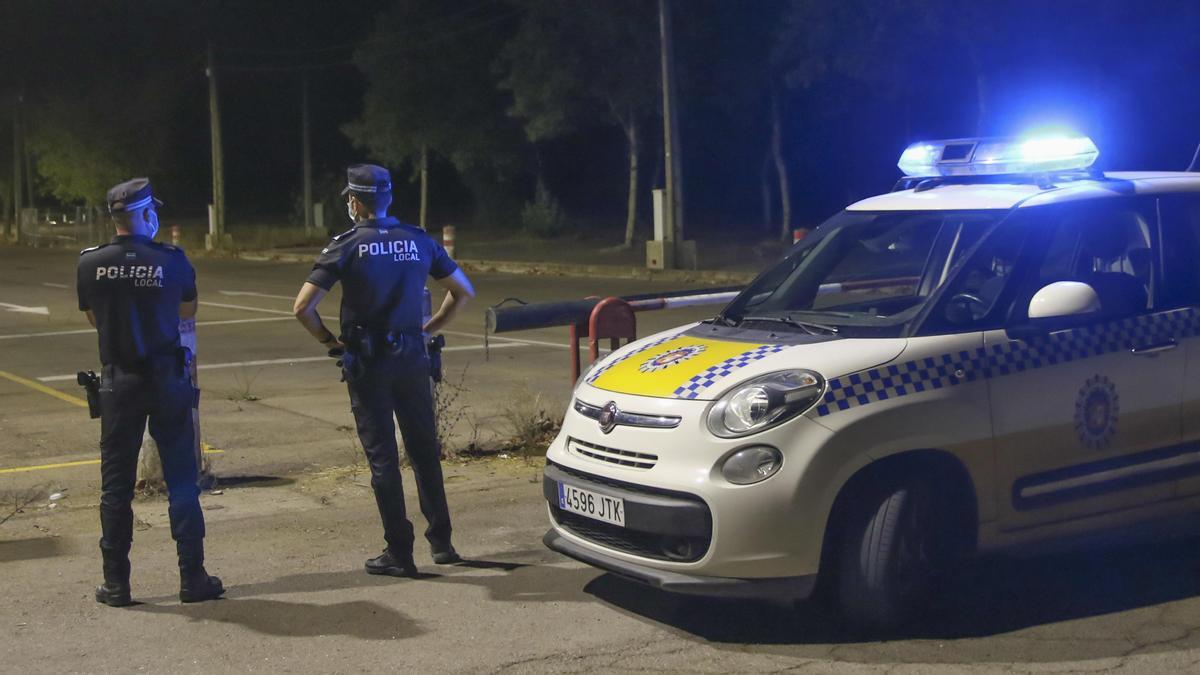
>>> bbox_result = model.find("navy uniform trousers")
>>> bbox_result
[99,356,205,559]
[345,336,451,557]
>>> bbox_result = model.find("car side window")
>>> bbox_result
[1157,195,1200,308]
[1009,198,1158,323]
[921,214,1033,333]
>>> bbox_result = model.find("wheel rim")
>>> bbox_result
[893,488,935,598]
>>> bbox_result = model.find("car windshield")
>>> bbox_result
[720,209,1008,337]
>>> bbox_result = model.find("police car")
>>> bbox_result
[543,134,1200,627]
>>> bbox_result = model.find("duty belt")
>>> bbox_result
[342,325,423,360]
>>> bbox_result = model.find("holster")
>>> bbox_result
[76,371,101,419]
[427,334,445,383]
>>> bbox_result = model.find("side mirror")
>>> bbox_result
[1007,281,1101,342]
[1027,281,1100,320]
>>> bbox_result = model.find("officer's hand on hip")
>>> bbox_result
[324,337,346,357]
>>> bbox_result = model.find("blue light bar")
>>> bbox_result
[898,135,1099,178]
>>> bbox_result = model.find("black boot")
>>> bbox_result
[177,539,225,603]
[94,546,132,607]
[365,549,419,578]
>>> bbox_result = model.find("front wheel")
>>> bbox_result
[835,476,947,630]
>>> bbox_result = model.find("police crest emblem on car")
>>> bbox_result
[1075,374,1119,450]
[638,344,707,373]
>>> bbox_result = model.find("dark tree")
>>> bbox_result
[345,0,522,230]
[497,0,660,248]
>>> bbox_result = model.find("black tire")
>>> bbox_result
[835,475,946,630]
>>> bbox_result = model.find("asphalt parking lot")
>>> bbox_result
[4,246,1200,673]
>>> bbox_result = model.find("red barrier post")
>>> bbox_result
[588,297,636,365]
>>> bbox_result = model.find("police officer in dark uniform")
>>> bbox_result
[293,164,475,577]
[77,178,224,606]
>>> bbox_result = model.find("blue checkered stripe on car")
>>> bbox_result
[814,307,1200,418]
[672,344,791,399]
[585,331,683,384]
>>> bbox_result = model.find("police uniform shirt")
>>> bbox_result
[77,234,197,366]
[307,217,458,334]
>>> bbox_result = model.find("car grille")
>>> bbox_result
[550,461,687,498]
[567,437,658,470]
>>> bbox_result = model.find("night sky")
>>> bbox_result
[3,0,1200,234]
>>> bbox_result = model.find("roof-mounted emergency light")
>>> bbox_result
[898,135,1099,178]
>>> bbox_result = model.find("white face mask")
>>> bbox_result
[145,209,160,240]
[347,201,358,224]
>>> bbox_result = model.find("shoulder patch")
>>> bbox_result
[79,243,108,256]
[150,240,183,253]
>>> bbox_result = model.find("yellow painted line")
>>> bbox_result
[0,446,225,475]
[0,369,88,408]
[0,458,101,474]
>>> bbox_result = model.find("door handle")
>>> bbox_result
[1131,339,1178,356]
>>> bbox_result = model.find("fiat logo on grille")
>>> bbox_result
[598,402,619,434]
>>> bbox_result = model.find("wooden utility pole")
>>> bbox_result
[301,72,313,230]
[419,144,429,230]
[23,124,33,207]
[658,0,684,265]
[206,43,226,246]
[11,93,22,242]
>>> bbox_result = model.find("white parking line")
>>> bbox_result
[198,301,293,316]
[442,330,572,350]
[35,342,529,381]
[42,282,69,289]
[0,316,295,341]
[218,290,298,301]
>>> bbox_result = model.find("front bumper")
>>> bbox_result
[544,461,712,562]
[544,529,817,599]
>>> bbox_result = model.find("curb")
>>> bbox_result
[244,250,757,285]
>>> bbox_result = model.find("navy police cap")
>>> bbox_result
[107,177,163,213]
[341,164,392,196]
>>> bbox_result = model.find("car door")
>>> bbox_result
[1157,194,1200,498]
[987,197,1185,531]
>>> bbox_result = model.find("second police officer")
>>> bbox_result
[77,178,224,606]
[293,164,476,577]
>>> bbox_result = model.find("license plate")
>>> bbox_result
[557,482,625,527]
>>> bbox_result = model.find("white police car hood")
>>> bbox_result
[582,323,906,401]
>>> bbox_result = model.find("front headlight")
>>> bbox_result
[706,369,824,438]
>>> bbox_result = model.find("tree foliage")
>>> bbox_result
[345,1,523,190]
[498,0,659,145]
[26,75,177,205]
[497,0,659,245]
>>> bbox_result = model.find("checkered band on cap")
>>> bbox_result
[106,177,160,213]
[343,163,392,195]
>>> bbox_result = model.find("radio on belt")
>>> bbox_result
[542,132,1200,630]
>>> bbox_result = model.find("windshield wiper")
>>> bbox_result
[738,314,839,335]
[704,314,738,327]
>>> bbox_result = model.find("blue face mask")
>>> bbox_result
[145,210,160,240]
